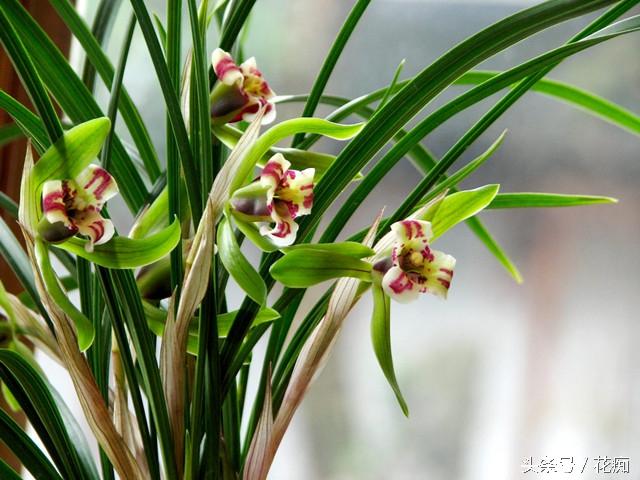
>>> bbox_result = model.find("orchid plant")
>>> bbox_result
[0,0,638,479]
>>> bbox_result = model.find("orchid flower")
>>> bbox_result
[38,165,118,251]
[231,153,314,247]
[210,48,276,125]
[373,220,455,303]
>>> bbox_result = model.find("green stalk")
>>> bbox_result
[82,0,122,91]
[128,0,203,221]
[167,0,183,295]
[96,269,161,480]
[0,6,62,142]
[49,0,161,181]
[291,0,371,146]
[241,290,304,460]
[383,1,640,233]
[186,1,222,477]
[299,0,620,244]
[109,269,177,479]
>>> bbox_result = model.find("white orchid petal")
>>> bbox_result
[382,266,420,303]
[423,250,456,299]
[390,219,433,243]
[75,164,119,206]
[212,48,244,85]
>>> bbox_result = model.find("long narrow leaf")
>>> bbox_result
[49,0,162,180]
[304,0,620,241]
[456,71,640,136]
[129,0,202,220]
[1,0,149,211]
[0,7,62,142]
[0,123,22,147]
[291,0,371,146]
[0,408,63,480]
[488,192,617,209]
[0,350,96,480]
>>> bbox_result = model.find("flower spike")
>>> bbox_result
[230,153,314,247]
[374,219,456,303]
[38,164,118,251]
[210,48,276,125]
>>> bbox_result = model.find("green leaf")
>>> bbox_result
[48,381,101,480]
[82,0,122,91]
[283,10,638,283]
[456,71,640,137]
[291,0,371,146]
[0,123,22,147]
[270,249,373,288]
[0,90,48,153]
[1,0,149,211]
[217,216,267,305]
[231,118,364,193]
[0,215,43,319]
[371,283,408,416]
[129,0,202,221]
[48,0,162,181]
[101,14,136,173]
[95,268,159,480]
[0,458,26,480]
[422,185,500,242]
[166,0,185,299]
[31,118,111,189]
[1,381,20,412]
[153,13,168,48]
[217,307,280,338]
[0,6,63,142]
[36,241,95,351]
[98,268,177,479]
[58,219,181,269]
[0,350,97,480]
[0,192,18,218]
[305,0,623,243]
[281,242,374,259]
[487,192,617,209]
[144,301,279,353]
[0,408,63,480]
[415,131,507,209]
[218,0,256,51]
[376,58,406,113]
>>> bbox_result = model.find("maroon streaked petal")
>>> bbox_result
[423,250,456,299]
[211,48,243,85]
[42,179,74,226]
[260,154,290,193]
[76,210,115,248]
[75,164,118,205]
[382,266,420,303]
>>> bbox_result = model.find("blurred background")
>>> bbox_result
[40,0,640,478]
